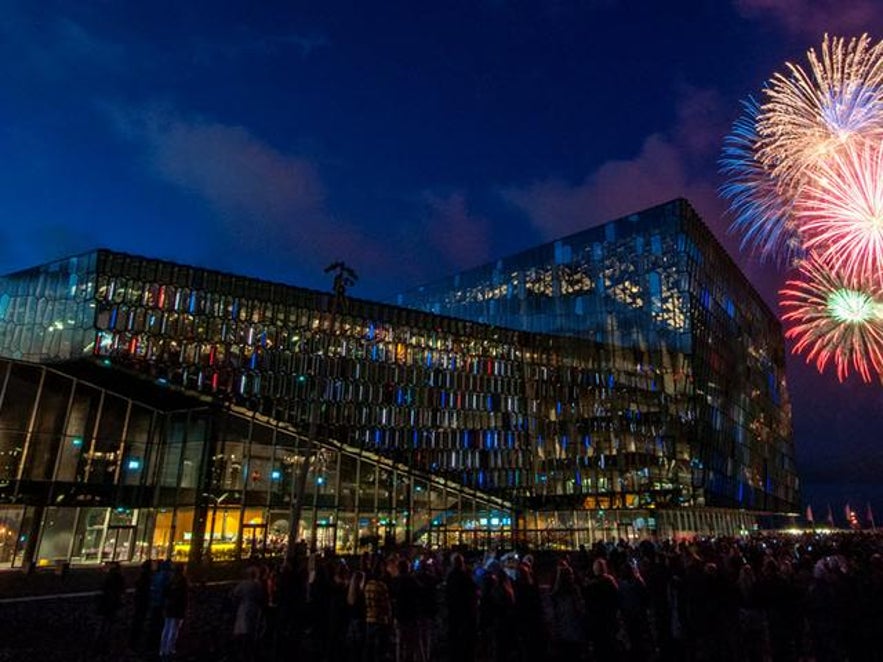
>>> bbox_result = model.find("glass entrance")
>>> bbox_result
[103,525,136,561]
[314,522,336,551]
[69,507,140,563]
[241,523,267,558]
[78,509,108,562]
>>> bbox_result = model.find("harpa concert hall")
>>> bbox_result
[0,199,798,568]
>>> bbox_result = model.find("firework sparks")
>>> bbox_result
[720,97,803,265]
[756,34,883,188]
[780,255,883,382]
[796,141,883,282]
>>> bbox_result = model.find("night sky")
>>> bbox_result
[1,1,881,523]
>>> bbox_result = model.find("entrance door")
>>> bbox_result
[314,523,337,551]
[103,525,136,562]
[241,523,267,558]
[81,524,104,562]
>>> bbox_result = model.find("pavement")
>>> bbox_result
[0,581,240,662]
[0,562,269,661]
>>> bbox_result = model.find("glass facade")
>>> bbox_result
[0,200,799,562]
[398,199,798,514]
[0,359,511,567]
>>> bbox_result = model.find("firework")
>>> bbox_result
[780,254,883,382]
[795,140,883,282]
[756,34,883,188]
[720,97,803,265]
[722,33,883,382]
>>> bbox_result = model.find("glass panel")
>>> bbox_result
[298,510,314,547]
[266,510,290,557]
[37,507,77,565]
[132,509,153,562]
[309,448,337,505]
[57,383,101,483]
[214,416,250,494]
[88,395,127,485]
[246,423,273,499]
[0,506,24,565]
[72,507,108,563]
[338,454,357,510]
[204,506,239,560]
[159,415,185,488]
[314,509,336,551]
[272,432,303,510]
[411,479,431,545]
[152,509,173,559]
[241,507,267,558]
[25,371,72,480]
[170,508,195,562]
[122,406,153,486]
[180,415,207,491]
[0,363,39,480]
[335,512,356,554]
[358,460,377,512]
[377,468,395,546]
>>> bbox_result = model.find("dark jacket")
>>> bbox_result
[164,572,189,619]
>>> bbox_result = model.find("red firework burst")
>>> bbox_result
[780,254,883,382]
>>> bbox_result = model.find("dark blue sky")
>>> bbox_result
[1,0,881,522]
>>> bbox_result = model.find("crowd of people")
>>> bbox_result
[95,531,883,661]
[96,558,190,659]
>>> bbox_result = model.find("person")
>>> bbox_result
[364,558,392,662]
[275,550,309,655]
[445,553,479,662]
[129,559,153,650]
[485,564,517,662]
[618,561,651,661]
[735,563,765,662]
[584,557,620,662]
[391,558,422,662]
[95,561,126,651]
[159,563,188,660]
[345,570,367,662]
[232,565,267,661]
[415,559,440,662]
[148,559,173,652]
[261,562,278,645]
[308,554,332,642]
[807,556,848,662]
[326,559,352,662]
[514,561,546,661]
[550,562,584,661]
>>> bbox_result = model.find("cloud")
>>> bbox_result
[108,105,391,273]
[147,116,325,225]
[502,135,691,239]
[734,0,879,38]
[673,86,728,160]
[501,87,729,241]
[191,30,329,65]
[497,85,789,305]
[0,15,125,80]
[104,105,504,295]
[422,192,492,270]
